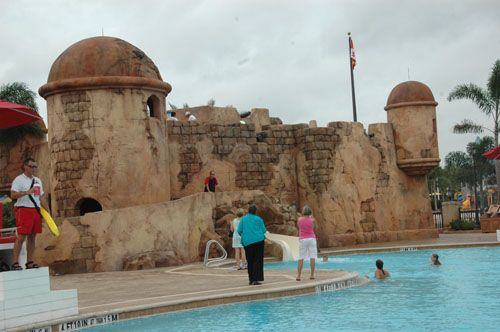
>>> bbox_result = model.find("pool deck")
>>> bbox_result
[13,232,500,332]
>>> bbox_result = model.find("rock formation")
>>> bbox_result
[0,36,441,274]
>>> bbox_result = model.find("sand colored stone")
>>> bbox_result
[0,36,443,274]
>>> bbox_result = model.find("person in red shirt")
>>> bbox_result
[204,171,218,192]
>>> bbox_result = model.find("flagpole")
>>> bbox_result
[348,32,357,122]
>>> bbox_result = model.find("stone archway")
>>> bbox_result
[77,198,103,216]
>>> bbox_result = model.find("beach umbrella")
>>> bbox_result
[482,146,500,160]
[0,99,43,129]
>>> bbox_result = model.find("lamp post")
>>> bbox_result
[472,136,481,228]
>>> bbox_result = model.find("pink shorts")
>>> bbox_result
[15,207,42,234]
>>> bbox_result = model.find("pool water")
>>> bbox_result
[86,247,500,332]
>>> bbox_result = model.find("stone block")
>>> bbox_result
[70,149,79,161]
[222,137,235,145]
[312,159,328,169]
[86,259,96,272]
[79,102,90,112]
[81,236,96,248]
[181,127,192,135]
[191,163,200,173]
[285,138,295,145]
[72,247,93,260]
[247,137,257,145]
[311,150,330,160]
[257,143,268,154]
[264,137,277,145]
[247,163,258,172]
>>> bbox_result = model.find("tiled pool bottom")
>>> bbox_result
[86,247,500,332]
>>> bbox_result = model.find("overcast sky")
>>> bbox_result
[1,0,500,164]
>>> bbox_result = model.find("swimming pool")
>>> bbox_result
[85,247,500,331]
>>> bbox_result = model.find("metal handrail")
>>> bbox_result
[203,239,227,269]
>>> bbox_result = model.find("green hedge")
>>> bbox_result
[2,201,16,229]
[449,219,476,230]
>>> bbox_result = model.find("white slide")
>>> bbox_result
[265,232,299,261]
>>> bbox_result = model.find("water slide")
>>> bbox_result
[265,232,299,261]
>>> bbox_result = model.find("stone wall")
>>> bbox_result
[167,119,438,248]
[34,190,297,273]
[36,192,216,273]
[51,92,94,217]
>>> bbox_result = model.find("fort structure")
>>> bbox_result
[0,36,440,274]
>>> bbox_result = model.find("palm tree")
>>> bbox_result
[0,82,44,144]
[448,59,500,198]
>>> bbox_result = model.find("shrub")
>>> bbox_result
[449,219,476,230]
[2,201,16,229]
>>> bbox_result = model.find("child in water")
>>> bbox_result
[430,253,441,265]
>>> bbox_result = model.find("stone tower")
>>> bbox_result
[39,36,172,217]
[384,81,440,175]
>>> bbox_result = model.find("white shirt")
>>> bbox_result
[11,173,44,207]
[188,114,197,121]
[167,117,179,121]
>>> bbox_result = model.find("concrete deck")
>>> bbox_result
[12,232,500,332]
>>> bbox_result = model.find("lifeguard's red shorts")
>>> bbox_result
[15,207,42,234]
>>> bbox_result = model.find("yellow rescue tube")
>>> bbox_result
[40,207,60,237]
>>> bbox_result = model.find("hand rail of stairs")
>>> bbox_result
[203,239,228,268]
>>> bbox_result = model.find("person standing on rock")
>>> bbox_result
[231,209,247,270]
[10,158,49,270]
[204,171,218,192]
[167,111,179,121]
[237,204,267,285]
[185,111,197,121]
[296,205,317,281]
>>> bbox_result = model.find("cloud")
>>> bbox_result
[1,0,500,164]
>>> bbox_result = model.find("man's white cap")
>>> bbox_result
[185,112,191,116]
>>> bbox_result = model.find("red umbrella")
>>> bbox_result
[482,146,500,160]
[0,99,43,129]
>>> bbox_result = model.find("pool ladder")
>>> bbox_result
[203,240,227,269]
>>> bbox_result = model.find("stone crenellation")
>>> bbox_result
[51,92,95,218]
[167,121,347,194]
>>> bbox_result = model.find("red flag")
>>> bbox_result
[350,39,356,69]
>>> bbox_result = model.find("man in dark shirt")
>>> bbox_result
[204,171,218,192]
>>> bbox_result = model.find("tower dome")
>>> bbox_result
[385,81,437,111]
[39,36,171,98]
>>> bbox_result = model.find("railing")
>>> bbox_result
[203,240,227,269]
[458,207,486,223]
[433,210,443,229]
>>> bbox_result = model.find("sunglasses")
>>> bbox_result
[26,165,37,169]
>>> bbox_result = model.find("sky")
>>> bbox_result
[1,0,500,164]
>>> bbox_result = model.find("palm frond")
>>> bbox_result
[487,59,500,103]
[453,119,484,134]
[447,83,493,115]
[0,82,39,112]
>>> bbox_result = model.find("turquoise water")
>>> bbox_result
[86,247,500,332]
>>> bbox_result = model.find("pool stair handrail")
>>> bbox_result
[265,232,299,261]
[203,239,228,268]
